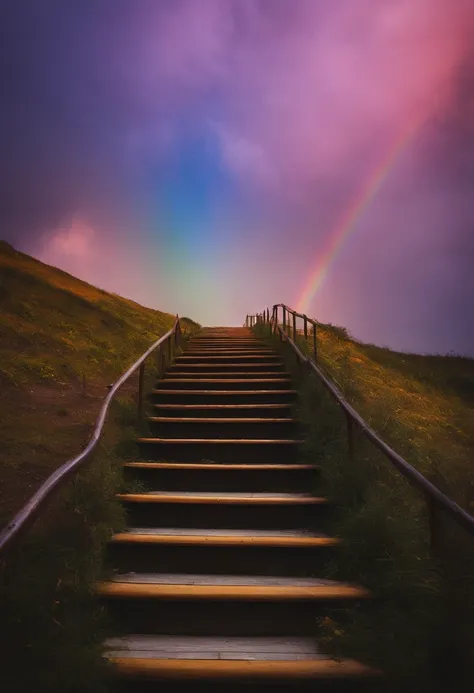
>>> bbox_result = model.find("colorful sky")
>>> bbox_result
[1,0,474,355]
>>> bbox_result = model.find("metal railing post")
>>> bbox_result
[292,312,296,343]
[313,322,317,362]
[283,306,286,334]
[304,315,308,343]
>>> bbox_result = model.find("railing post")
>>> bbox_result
[138,362,145,421]
[156,344,161,376]
[267,308,270,323]
[292,312,296,343]
[283,306,286,334]
[312,322,317,362]
[176,316,181,350]
[304,315,308,343]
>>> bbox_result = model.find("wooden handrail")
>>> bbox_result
[249,304,474,546]
[0,317,183,555]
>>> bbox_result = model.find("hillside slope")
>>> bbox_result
[0,241,199,524]
[308,322,474,511]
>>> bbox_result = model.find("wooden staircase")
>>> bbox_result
[98,327,379,690]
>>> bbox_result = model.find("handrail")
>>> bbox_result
[247,305,474,546]
[0,317,183,556]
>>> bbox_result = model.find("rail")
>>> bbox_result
[0,316,183,555]
[246,304,474,549]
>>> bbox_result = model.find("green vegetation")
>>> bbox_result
[0,241,199,692]
[255,320,474,692]
[0,240,199,524]
[1,396,132,693]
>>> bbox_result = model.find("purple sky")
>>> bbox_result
[1,0,474,354]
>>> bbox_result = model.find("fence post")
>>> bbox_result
[267,308,270,323]
[161,348,167,378]
[138,362,145,421]
[304,315,308,343]
[283,306,286,334]
[156,344,161,376]
[292,312,296,343]
[175,316,181,350]
[312,322,317,362]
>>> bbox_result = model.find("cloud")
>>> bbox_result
[1,0,474,352]
[43,219,95,259]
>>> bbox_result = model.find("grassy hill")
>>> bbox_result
[310,322,474,511]
[0,240,199,524]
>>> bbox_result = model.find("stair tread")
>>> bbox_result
[137,437,302,444]
[152,389,297,395]
[117,492,325,505]
[110,529,338,547]
[146,417,296,423]
[109,574,344,587]
[104,655,379,679]
[124,462,314,470]
[104,634,324,659]
[165,372,289,377]
[153,404,292,409]
[178,355,278,360]
[97,579,369,599]
[159,378,292,383]
[116,528,328,537]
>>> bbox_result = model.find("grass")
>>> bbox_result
[0,241,200,692]
[255,320,474,692]
[0,240,199,525]
[1,395,133,693]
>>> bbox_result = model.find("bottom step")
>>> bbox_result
[105,635,380,683]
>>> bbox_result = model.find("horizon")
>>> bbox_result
[1,1,474,356]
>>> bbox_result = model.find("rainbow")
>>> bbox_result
[296,118,424,315]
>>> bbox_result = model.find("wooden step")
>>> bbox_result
[164,371,289,380]
[104,635,379,684]
[147,417,295,423]
[184,349,276,354]
[177,355,281,361]
[154,379,293,391]
[110,529,336,548]
[105,633,324,659]
[106,653,379,684]
[152,403,294,418]
[137,437,302,464]
[117,492,326,530]
[125,462,312,471]
[98,575,369,601]
[150,389,297,406]
[144,417,299,441]
[168,362,284,369]
[123,460,317,492]
[107,529,339,577]
[98,574,369,637]
[117,492,321,505]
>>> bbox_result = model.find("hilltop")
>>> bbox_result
[0,241,199,523]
